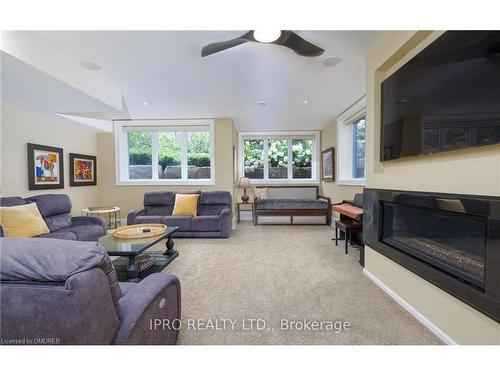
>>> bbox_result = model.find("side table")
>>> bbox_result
[82,206,121,229]
[237,202,254,224]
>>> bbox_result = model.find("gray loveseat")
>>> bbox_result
[0,194,107,241]
[128,191,232,238]
[0,237,181,344]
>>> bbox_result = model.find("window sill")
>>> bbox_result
[116,179,215,186]
[337,179,365,186]
[248,179,320,185]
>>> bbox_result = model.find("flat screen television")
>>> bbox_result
[380,31,500,161]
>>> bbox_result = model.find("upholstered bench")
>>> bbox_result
[253,186,330,225]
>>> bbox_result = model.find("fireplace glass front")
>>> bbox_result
[381,202,487,288]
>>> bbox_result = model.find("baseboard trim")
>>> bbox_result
[362,268,457,345]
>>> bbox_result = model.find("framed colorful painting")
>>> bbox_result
[321,147,335,182]
[69,153,97,186]
[27,143,64,190]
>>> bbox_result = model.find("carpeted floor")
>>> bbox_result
[146,222,441,344]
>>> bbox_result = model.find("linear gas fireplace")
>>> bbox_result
[363,189,500,322]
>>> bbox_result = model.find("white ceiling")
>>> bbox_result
[4,31,387,130]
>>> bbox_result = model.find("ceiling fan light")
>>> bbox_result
[253,30,282,43]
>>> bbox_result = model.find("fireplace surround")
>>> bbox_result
[363,188,500,322]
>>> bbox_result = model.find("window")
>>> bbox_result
[337,96,366,185]
[158,131,182,179]
[240,132,319,183]
[243,139,264,179]
[352,116,366,179]
[115,119,214,185]
[128,131,152,179]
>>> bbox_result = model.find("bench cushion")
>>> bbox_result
[255,199,328,210]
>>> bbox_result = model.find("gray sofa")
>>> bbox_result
[0,237,181,344]
[128,191,232,238]
[0,194,107,241]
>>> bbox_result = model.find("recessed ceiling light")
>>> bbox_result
[322,57,342,67]
[143,101,149,107]
[303,99,309,104]
[253,30,282,43]
[79,61,101,71]
[257,101,268,107]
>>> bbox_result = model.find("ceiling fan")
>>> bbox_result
[201,30,324,57]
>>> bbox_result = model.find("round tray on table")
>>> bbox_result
[112,224,167,239]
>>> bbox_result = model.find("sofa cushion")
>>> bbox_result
[27,194,72,231]
[1,237,112,283]
[255,199,329,210]
[44,213,73,232]
[162,216,192,232]
[192,215,221,232]
[37,231,78,241]
[0,203,50,237]
[198,204,229,216]
[143,192,174,216]
[58,225,106,242]
[133,215,165,224]
[0,237,121,313]
[144,191,175,206]
[27,194,72,217]
[198,191,231,215]
[199,191,231,205]
[0,196,27,207]
[254,187,269,200]
[145,205,172,216]
[172,194,199,217]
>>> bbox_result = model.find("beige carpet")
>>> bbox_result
[147,222,441,345]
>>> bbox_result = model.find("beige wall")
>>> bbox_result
[364,31,500,344]
[97,118,237,217]
[320,119,363,204]
[1,102,99,215]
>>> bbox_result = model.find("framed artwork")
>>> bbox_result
[27,143,64,190]
[321,147,335,182]
[69,153,97,186]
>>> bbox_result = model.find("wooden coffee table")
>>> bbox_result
[98,226,179,282]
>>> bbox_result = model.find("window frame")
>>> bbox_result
[115,119,215,185]
[337,96,366,186]
[239,131,320,184]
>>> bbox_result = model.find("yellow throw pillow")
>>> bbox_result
[172,194,199,217]
[0,203,50,237]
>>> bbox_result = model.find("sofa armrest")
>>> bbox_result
[113,273,181,345]
[220,208,232,238]
[72,216,107,234]
[127,208,146,225]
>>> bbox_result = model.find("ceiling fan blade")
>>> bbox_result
[274,31,324,57]
[201,32,254,57]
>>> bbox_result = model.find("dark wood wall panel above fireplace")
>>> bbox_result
[363,188,500,322]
